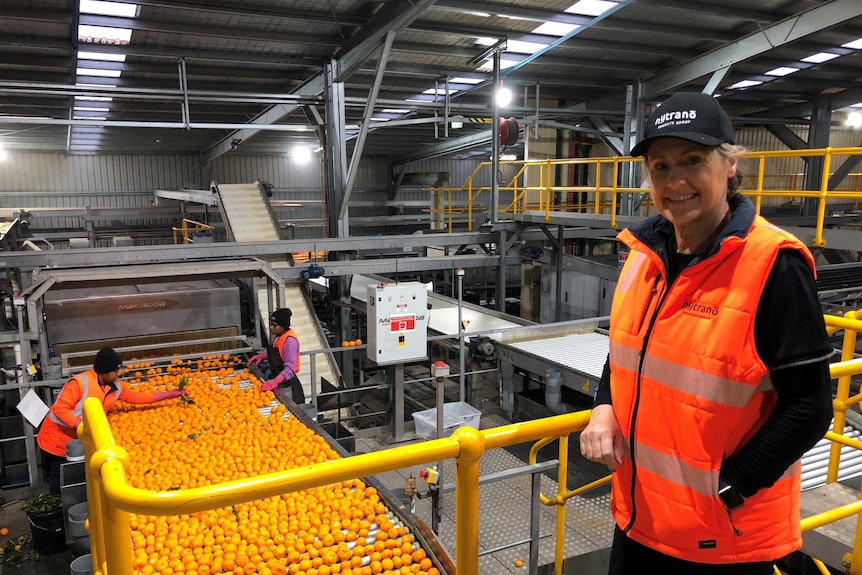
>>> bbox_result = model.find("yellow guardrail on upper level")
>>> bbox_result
[171,218,214,244]
[429,147,862,247]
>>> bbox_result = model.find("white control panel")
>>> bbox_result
[367,282,428,365]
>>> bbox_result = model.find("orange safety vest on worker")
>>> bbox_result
[268,328,300,374]
[36,369,155,457]
[608,215,815,564]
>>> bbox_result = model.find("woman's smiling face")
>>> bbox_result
[645,138,737,231]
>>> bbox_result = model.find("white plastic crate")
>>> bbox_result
[412,401,481,440]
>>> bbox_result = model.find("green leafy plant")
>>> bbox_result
[178,376,196,405]
[0,534,39,568]
[22,493,62,514]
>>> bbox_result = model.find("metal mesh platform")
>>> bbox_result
[356,413,615,574]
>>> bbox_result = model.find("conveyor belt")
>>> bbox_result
[214,182,339,401]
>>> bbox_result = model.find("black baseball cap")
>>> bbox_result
[631,92,735,157]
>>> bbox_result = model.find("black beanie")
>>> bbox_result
[93,347,123,374]
[269,308,292,329]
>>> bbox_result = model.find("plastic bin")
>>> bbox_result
[412,401,481,440]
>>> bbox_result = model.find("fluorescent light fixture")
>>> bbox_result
[74,115,106,120]
[727,79,763,89]
[842,38,862,50]
[75,96,113,102]
[74,106,110,112]
[566,0,617,16]
[500,154,517,161]
[846,111,862,128]
[802,52,839,63]
[382,108,410,114]
[505,40,548,55]
[532,22,579,36]
[80,0,139,17]
[370,117,390,122]
[474,37,496,46]
[765,67,799,77]
[496,87,512,108]
[292,147,312,164]
[450,77,483,85]
[77,68,121,78]
[78,50,126,62]
[78,25,132,45]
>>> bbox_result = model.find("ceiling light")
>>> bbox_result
[476,58,519,73]
[566,0,617,16]
[500,154,517,161]
[293,147,312,164]
[78,25,132,45]
[765,67,799,77]
[846,111,862,128]
[496,87,512,108]
[422,88,459,95]
[802,52,839,63]
[451,116,464,129]
[79,0,139,17]
[532,22,579,36]
[382,108,410,114]
[76,68,121,78]
[78,50,126,62]
[727,79,763,89]
[74,106,110,112]
[842,38,862,50]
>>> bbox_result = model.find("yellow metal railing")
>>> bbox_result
[429,147,862,245]
[79,397,592,575]
[171,218,214,244]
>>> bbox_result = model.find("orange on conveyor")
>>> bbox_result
[108,356,439,575]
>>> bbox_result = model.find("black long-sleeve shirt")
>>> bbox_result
[594,249,834,498]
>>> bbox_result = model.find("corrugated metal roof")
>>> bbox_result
[0,0,861,158]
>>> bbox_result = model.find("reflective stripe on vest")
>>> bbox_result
[608,215,815,563]
[47,370,120,427]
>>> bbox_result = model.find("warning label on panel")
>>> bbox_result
[390,314,416,332]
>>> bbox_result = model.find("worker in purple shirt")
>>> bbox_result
[248,308,305,403]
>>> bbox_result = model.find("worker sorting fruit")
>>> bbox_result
[248,308,306,404]
[37,347,189,494]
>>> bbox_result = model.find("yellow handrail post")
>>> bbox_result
[455,426,484,575]
[447,190,453,233]
[813,148,832,247]
[545,159,553,221]
[828,311,858,483]
[755,156,766,215]
[554,434,569,575]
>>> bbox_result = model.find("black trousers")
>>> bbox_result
[280,375,305,404]
[608,526,775,575]
[41,449,65,495]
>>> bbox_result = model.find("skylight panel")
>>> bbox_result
[505,40,547,55]
[450,77,484,85]
[727,80,763,89]
[77,68,122,78]
[765,67,799,77]
[78,51,126,62]
[75,96,113,102]
[74,106,110,112]
[80,0,139,17]
[566,0,617,17]
[476,58,520,72]
[842,38,862,50]
[475,37,496,46]
[382,108,411,114]
[802,52,839,64]
[78,25,132,45]
[532,22,579,36]
[422,88,460,95]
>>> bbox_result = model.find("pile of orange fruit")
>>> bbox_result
[108,356,439,575]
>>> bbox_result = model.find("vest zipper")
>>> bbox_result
[623,277,669,535]
[725,509,743,536]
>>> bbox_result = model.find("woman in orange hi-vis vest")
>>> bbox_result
[579,92,833,575]
[37,347,188,494]
[248,308,305,404]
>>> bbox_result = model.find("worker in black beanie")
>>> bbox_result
[37,347,189,494]
[248,308,305,403]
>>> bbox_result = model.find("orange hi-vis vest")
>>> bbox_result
[609,215,815,563]
[36,369,122,457]
[273,328,300,373]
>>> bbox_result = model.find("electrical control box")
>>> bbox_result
[367,282,428,365]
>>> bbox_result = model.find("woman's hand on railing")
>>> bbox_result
[580,404,625,471]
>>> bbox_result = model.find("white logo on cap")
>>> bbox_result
[654,109,697,129]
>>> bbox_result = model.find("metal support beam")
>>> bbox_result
[804,95,832,216]
[766,125,808,150]
[341,32,395,222]
[324,61,349,238]
[491,49,501,224]
[642,0,862,98]
[702,65,731,96]
[829,154,862,191]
